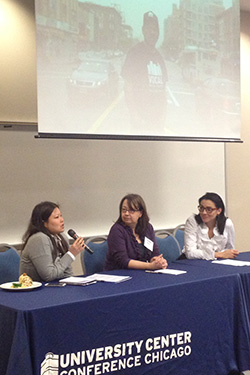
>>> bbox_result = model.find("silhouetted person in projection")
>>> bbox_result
[122,11,168,134]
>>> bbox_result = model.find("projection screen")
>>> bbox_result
[35,0,241,141]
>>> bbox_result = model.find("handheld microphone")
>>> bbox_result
[67,229,94,254]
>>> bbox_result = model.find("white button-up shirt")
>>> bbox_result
[182,214,235,260]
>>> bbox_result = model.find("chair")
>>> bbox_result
[173,224,185,251]
[155,231,181,263]
[81,236,108,275]
[0,244,20,284]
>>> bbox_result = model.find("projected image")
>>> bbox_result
[35,0,240,140]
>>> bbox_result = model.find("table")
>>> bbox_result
[1,254,250,375]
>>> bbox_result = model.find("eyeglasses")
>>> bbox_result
[121,208,140,214]
[198,205,217,214]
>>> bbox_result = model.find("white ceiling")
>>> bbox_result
[241,0,250,12]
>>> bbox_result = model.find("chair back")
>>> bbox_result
[0,245,20,284]
[81,236,108,275]
[155,231,181,263]
[173,225,185,251]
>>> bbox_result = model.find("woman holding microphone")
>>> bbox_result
[20,201,85,282]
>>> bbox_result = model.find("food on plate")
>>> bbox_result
[11,273,33,288]
[19,273,33,286]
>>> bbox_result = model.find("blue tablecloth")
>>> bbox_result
[1,253,250,375]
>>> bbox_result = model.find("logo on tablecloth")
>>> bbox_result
[40,331,192,374]
[41,352,59,375]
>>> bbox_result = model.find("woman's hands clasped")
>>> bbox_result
[150,254,168,270]
[69,236,86,257]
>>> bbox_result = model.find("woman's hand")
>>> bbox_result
[215,249,239,259]
[69,237,85,257]
[150,254,168,269]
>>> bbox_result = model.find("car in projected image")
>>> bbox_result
[195,77,240,123]
[67,59,119,101]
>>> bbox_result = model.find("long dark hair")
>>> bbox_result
[195,192,227,234]
[22,201,68,255]
[116,193,150,236]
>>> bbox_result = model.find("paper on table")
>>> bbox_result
[91,273,132,283]
[212,259,250,266]
[59,276,97,285]
[147,269,187,275]
[59,273,132,285]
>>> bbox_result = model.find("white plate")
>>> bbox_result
[0,281,42,291]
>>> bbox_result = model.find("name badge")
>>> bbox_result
[144,237,154,252]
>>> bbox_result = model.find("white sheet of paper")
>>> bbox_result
[91,273,132,283]
[60,274,132,284]
[153,269,187,275]
[212,259,250,267]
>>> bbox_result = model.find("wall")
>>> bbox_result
[226,10,250,251]
[0,129,225,245]
[0,0,37,124]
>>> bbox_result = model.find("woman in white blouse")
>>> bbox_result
[182,192,239,260]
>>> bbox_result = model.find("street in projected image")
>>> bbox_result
[35,0,240,140]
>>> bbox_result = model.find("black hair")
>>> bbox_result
[116,193,150,236]
[195,192,227,234]
[22,201,68,256]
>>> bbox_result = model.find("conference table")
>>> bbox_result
[1,254,250,375]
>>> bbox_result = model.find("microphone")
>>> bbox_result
[67,229,94,254]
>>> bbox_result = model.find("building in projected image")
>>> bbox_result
[163,0,239,84]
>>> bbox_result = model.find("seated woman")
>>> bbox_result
[20,201,85,282]
[182,192,239,260]
[104,193,167,271]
